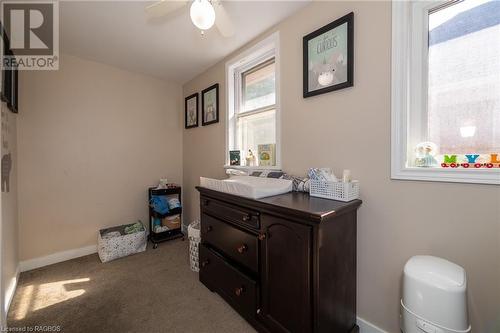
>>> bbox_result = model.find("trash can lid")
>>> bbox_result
[404,255,465,289]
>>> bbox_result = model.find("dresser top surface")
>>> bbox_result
[197,187,362,223]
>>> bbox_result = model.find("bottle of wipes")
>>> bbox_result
[342,169,351,183]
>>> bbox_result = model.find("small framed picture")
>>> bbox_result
[202,83,219,126]
[185,93,198,129]
[303,12,354,98]
[229,150,241,166]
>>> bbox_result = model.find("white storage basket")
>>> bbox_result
[188,220,201,272]
[309,180,360,202]
[98,221,147,263]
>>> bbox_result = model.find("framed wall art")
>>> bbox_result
[202,83,219,126]
[303,12,354,98]
[185,93,198,129]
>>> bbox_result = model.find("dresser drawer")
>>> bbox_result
[199,244,257,318]
[201,214,258,273]
[201,197,260,229]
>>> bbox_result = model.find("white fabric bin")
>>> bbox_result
[98,221,147,263]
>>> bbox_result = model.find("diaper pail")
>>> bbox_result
[401,256,471,333]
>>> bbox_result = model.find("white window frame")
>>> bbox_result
[225,32,281,170]
[391,0,500,185]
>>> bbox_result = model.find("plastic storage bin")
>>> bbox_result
[309,180,359,202]
[401,256,471,333]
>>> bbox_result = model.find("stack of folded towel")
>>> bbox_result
[125,222,144,234]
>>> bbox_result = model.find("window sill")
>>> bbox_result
[391,167,500,185]
[223,165,282,171]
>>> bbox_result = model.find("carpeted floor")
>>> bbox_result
[7,239,256,333]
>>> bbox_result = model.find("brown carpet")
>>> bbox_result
[8,239,256,333]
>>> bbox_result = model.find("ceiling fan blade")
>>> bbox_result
[213,1,235,37]
[145,0,188,19]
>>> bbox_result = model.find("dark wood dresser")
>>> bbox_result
[196,187,362,333]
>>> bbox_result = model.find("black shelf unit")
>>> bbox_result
[148,186,184,249]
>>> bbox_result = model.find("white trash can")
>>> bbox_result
[401,256,471,333]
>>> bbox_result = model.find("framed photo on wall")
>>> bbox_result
[303,12,354,98]
[185,93,198,129]
[202,83,219,126]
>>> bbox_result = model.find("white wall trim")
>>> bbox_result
[3,266,20,325]
[225,31,281,169]
[390,1,500,185]
[19,245,97,273]
[357,316,389,333]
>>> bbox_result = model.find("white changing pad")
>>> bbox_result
[200,175,292,199]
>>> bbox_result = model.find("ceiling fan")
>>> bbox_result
[145,0,235,37]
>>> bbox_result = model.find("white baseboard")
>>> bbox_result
[358,316,389,333]
[19,245,97,272]
[3,265,20,322]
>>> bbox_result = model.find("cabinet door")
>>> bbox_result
[259,215,312,333]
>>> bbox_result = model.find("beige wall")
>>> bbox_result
[183,2,500,332]
[1,102,19,325]
[18,54,183,261]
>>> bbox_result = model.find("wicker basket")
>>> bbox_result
[309,180,360,202]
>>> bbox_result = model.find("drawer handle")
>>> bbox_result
[234,286,244,297]
[206,225,213,232]
[258,233,266,240]
[242,214,251,222]
[237,244,248,254]
[201,260,209,267]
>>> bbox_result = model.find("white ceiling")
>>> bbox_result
[60,1,309,84]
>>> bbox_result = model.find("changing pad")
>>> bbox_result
[200,175,292,199]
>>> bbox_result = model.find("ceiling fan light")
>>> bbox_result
[190,0,216,31]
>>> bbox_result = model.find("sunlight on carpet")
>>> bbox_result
[15,278,89,320]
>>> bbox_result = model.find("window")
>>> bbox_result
[226,33,280,168]
[391,0,500,184]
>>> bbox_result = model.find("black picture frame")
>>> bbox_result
[303,12,354,98]
[185,93,198,129]
[201,83,219,126]
[0,24,18,113]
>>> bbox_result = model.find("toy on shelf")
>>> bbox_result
[245,149,256,167]
[414,142,438,167]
